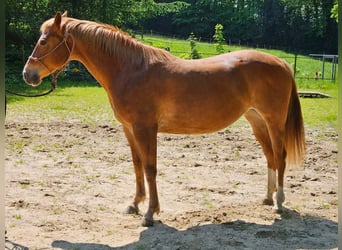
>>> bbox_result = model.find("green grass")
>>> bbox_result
[301,96,337,129]
[141,34,337,80]
[6,35,338,129]
[297,79,338,129]
[12,214,22,220]
[140,34,297,59]
[7,82,115,125]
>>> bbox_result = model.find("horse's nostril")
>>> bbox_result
[23,70,30,83]
[22,69,42,86]
[22,68,29,80]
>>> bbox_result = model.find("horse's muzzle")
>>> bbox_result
[22,69,42,87]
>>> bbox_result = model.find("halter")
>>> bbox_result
[28,33,75,84]
[7,33,75,97]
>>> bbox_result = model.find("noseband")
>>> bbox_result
[28,33,74,85]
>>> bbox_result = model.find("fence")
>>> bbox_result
[306,54,338,81]
[136,30,338,82]
[5,41,338,88]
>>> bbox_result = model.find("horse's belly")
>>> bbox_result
[158,106,246,134]
[156,74,250,134]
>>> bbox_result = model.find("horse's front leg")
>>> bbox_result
[264,167,276,205]
[123,127,146,215]
[129,124,159,227]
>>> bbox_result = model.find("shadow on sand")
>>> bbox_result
[5,239,29,250]
[49,209,337,250]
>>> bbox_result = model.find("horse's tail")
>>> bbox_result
[285,75,305,168]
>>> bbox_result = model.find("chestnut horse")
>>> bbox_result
[23,12,305,226]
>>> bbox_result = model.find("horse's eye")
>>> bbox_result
[40,40,47,46]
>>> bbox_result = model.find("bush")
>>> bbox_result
[213,24,225,54]
[187,32,201,59]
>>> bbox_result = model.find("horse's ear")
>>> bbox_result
[62,11,68,17]
[53,12,62,29]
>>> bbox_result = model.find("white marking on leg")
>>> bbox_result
[267,168,276,200]
[273,186,285,212]
[276,186,285,207]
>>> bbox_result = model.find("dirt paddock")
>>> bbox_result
[5,119,338,249]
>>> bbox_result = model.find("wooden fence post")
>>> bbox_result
[294,54,297,78]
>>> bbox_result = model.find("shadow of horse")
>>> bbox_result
[5,239,29,250]
[51,209,338,250]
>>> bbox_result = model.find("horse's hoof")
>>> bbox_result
[125,205,139,215]
[272,206,283,214]
[142,217,154,227]
[262,198,274,206]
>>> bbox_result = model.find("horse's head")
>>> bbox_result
[23,11,73,86]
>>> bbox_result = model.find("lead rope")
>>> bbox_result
[6,75,57,97]
[5,64,67,97]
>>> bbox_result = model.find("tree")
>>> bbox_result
[172,0,235,39]
[5,0,338,56]
[130,0,189,38]
[170,0,337,53]
[260,0,287,46]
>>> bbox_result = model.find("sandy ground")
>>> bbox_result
[5,117,338,249]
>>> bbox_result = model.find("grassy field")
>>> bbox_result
[139,34,296,58]
[141,34,337,84]
[6,35,338,129]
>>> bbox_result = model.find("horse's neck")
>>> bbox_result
[71,39,123,89]
[69,33,171,89]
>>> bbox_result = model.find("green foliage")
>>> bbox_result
[187,32,201,59]
[138,0,189,18]
[172,0,235,40]
[171,0,337,53]
[5,0,337,56]
[213,24,225,54]
[331,2,338,22]
[5,0,188,44]
[129,0,189,27]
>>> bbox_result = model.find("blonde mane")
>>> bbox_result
[41,17,173,67]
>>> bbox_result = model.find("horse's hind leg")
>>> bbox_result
[244,109,276,205]
[123,127,146,215]
[264,119,287,213]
